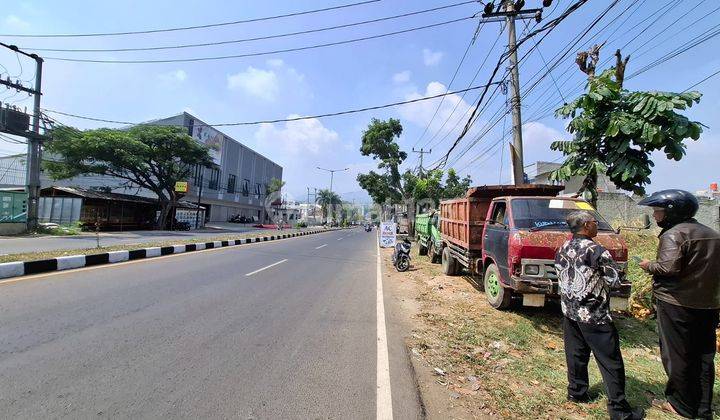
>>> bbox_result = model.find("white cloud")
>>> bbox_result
[392,70,411,84]
[522,121,567,145]
[227,66,279,101]
[422,48,443,66]
[255,115,339,155]
[397,81,472,137]
[158,69,187,85]
[4,15,30,30]
[227,62,308,101]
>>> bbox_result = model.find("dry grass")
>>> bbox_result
[391,241,719,419]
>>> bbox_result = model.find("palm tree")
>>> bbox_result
[316,189,342,222]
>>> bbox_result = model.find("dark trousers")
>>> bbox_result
[563,317,634,419]
[656,300,718,419]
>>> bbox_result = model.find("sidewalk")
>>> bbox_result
[0,225,262,255]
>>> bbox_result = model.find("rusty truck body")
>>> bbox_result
[438,185,631,309]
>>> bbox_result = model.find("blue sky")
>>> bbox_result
[1,0,718,204]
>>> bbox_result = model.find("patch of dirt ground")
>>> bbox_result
[381,245,720,420]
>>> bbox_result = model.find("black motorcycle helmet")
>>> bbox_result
[638,189,699,229]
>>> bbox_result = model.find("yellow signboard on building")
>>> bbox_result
[175,181,188,193]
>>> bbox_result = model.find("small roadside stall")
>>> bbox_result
[40,186,157,231]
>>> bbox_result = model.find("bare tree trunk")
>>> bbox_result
[156,201,173,230]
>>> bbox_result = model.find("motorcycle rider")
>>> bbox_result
[638,189,720,419]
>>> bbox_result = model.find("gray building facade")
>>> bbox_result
[0,112,282,224]
[154,113,282,223]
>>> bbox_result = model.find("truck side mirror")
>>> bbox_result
[641,214,652,229]
[615,214,652,234]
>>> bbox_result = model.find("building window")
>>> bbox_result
[242,179,250,196]
[227,174,236,194]
[208,168,220,190]
[255,183,262,198]
[187,118,195,136]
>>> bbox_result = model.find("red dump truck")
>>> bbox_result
[439,185,631,310]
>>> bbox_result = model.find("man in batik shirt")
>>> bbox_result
[555,210,644,420]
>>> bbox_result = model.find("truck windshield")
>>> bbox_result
[511,198,614,231]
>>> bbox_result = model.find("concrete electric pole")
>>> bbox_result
[505,1,525,186]
[412,147,432,177]
[0,42,45,231]
[482,1,549,185]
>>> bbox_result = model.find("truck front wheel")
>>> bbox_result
[429,242,440,264]
[484,263,513,309]
[441,247,458,276]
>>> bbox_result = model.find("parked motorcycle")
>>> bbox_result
[365,224,372,232]
[392,239,412,272]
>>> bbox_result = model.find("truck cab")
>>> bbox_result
[482,196,630,309]
[438,185,631,310]
[415,211,441,263]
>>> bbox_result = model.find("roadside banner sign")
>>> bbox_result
[379,222,397,248]
[175,181,188,193]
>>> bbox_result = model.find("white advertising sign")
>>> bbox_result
[192,124,223,165]
[379,222,397,248]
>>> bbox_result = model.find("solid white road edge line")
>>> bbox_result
[315,244,328,249]
[244,259,288,277]
[376,232,394,420]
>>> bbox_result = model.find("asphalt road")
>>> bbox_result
[0,224,261,255]
[0,227,422,419]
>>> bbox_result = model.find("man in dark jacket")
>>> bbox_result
[639,189,720,419]
[556,210,644,420]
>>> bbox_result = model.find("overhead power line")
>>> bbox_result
[411,19,483,153]
[0,0,381,38]
[21,1,476,53]
[627,23,720,80]
[43,16,474,64]
[432,0,595,169]
[684,68,720,92]
[43,82,502,127]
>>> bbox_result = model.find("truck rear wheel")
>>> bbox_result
[484,263,513,309]
[441,247,458,276]
[418,241,428,256]
[429,242,440,264]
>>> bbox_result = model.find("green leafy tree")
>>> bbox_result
[550,48,703,206]
[45,125,213,229]
[357,118,406,203]
[442,168,472,199]
[266,178,285,195]
[316,189,342,221]
[357,118,417,227]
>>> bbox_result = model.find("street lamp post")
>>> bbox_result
[317,167,348,225]
[316,167,349,194]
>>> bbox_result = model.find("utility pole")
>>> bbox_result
[0,42,45,231]
[412,147,432,177]
[27,57,43,230]
[194,169,204,229]
[482,1,549,185]
[505,0,524,186]
[316,166,349,194]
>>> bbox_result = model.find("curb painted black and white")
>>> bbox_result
[0,228,345,281]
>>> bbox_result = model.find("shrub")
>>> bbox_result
[622,232,659,318]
